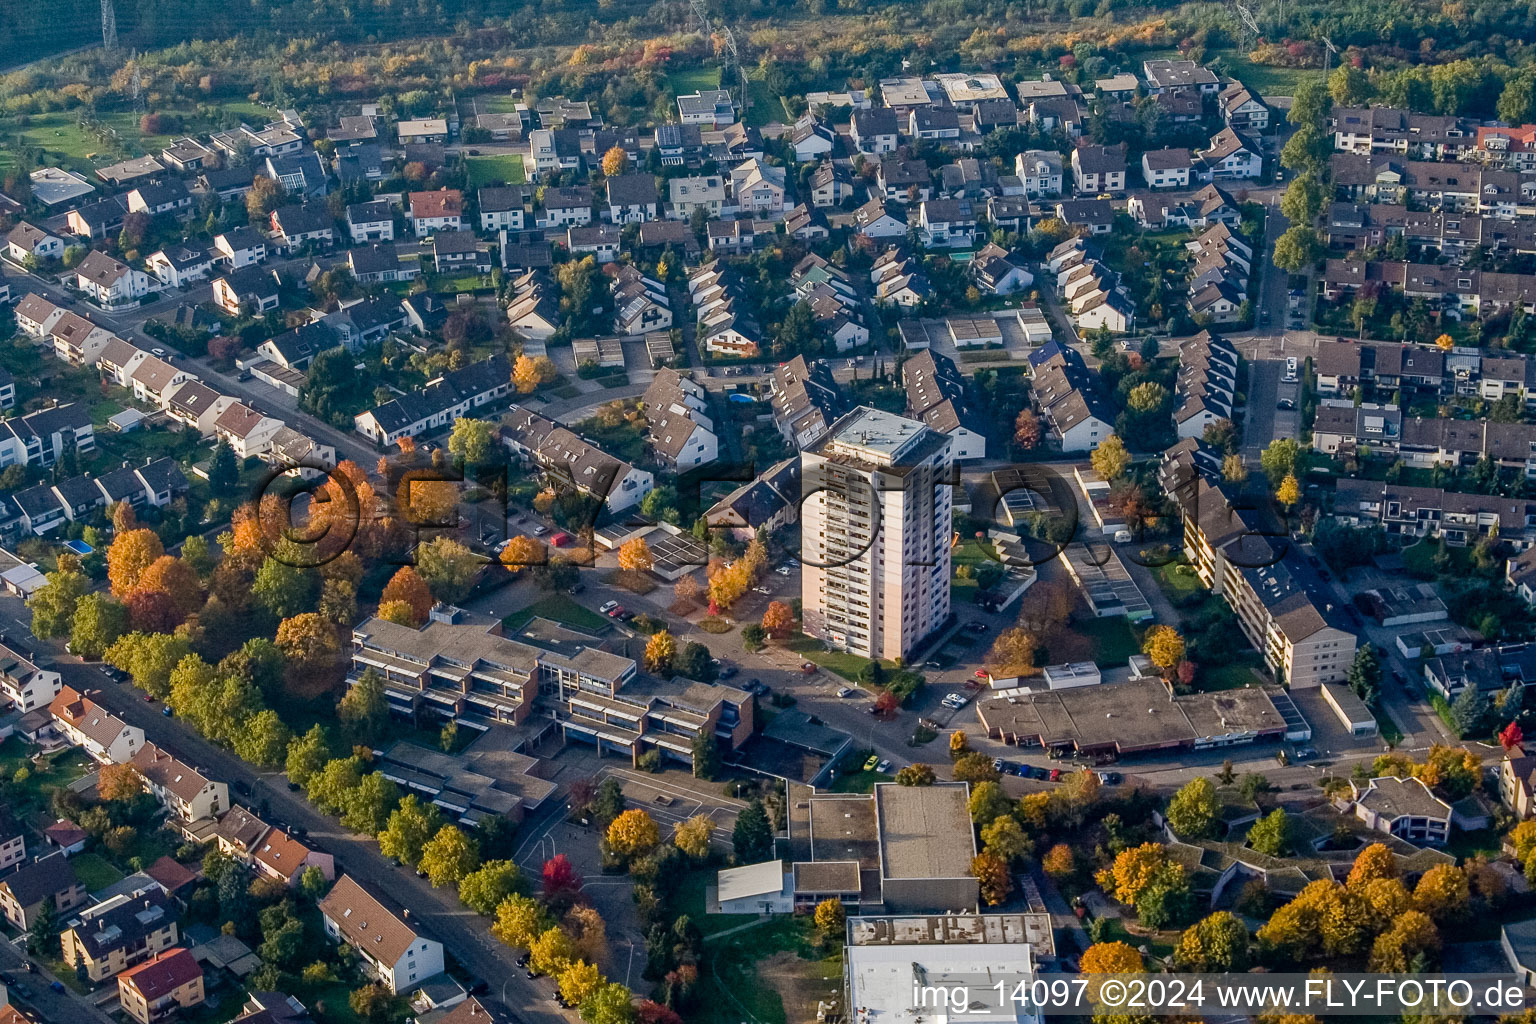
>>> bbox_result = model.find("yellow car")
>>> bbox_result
[863,755,880,772]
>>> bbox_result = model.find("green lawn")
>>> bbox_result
[1154,560,1204,597]
[744,74,787,127]
[675,867,765,936]
[1211,50,1318,96]
[502,594,612,633]
[785,636,896,682]
[1200,662,1264,691]
[70,852,125,892]
[1070,616,1141,667]
[692,915,838,1024]
[479,94,523,114]
[464,154,526,186]
[666,67,722,96]
[0,738,96,818]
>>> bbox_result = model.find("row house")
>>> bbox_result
[1334,477,1536,546]
[901,349,987,461]
[353,354,511,446]
[1323,201,1536,258]
[501,405,654,512]
[1310,401,1403,458]
[1477,124,1536,170]
[1128,182,1242,231]
[0,855,86,930]
[0,403,95,469]
[770,354,845,449]
[609,265,672,337]
[1186,222,1252,324]
[1173,331,1238,439]
[505,270,559,341]
[1312,336,1449,394]
[1331,106,1471,159]
[1027,341,1115,452]
[1331,153,1536,218]
[870,247,932,307]
[1219,83,1269,131]
[269,204,334,251]
[642,368,718,469]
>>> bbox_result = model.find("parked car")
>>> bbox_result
[836,687,855,698]
[532,525,549,535]
[599,601,618,614]
[49,982,64,995]
[863,755,879,772]
[876,759,891,773]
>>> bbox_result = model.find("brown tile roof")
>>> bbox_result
[131,742,215,803]
[253,829,313,878]
[318,875,424,964]
[48,685,132,750]
[118,948,201,1000]
[409,190,464,218]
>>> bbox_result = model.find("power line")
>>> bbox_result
[101,0,118,52]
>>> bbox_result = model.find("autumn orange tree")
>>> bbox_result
[970,851,1011,905]
[276,612,343,687]
[760,601,794,638]
[601,146,628,177]
[1141,625,1185,674]
[618,538,654,573]
[381,567,434,625]
[135,556,204,619]
[513,355,558,393]
[98,762,143,802]
[644,630,677,673]
[108,528,165,596]
[500,536,548,571]
[605,808,660,857]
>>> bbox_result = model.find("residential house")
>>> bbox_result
[606,174,660,224]
[349,244,416,285]
[1200,128,1263,179]
[501,405,655,512]
[878,158,932,203]
[643,369,718,469]
[853,197,907,240]
[809,162,853,208]
[1014,151,1064,197]
[6,222,63,262]
[130,742,227,823]
[478,187,532,232]
[264,152,328,197]
[129,355,194,409]
[48,685,144,763]
[75,251,151,310]
[1142,59,1220,96]
[165,380,235,436]
[504,271,560,341]
[212,266,280,316]
[0,855,86,930]
[668,176,725,220]
[539,185,594,228]
[431,230,490,273]
[346,201,395,244]
[61,885,181,983]
[318,875,444,993]
[677,89,735,127]
[352,355,511,446]
[269,205,335,250]
[917,199,978,248]
[0,638,61,713]
[409,190,464,235]
[117,948,204,1024]
[252,829,335,887]
[902,349,987,460]
[396,119,449,144]
[729,159,787,215]
[211,227,267,268]
[145,244,215,288]
[126,180,194,219]
[1072,142,1127,194]
[851,108,900,155]
[790,115,837,161]
[1219,84,1268,131]
[160,138,215,173]
[1141,148,1195,189]
[214,403,286,459]
[65,199,127,241]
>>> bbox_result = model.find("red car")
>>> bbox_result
[607,605,626,617]
[1049,768,1061,781]
[550,532,572,547]
[973,669,988,679]
[143,692,154,702]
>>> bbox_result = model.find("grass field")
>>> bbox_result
[785,636,896,682]
[744,73,788,127]
[666,66,722,96]
[479,94,523,114]
[465,154,526,186]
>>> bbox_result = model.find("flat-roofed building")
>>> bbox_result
[873,783,978,912]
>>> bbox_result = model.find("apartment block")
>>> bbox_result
[801,407,954,662]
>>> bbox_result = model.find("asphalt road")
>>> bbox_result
[65,659,574,1024]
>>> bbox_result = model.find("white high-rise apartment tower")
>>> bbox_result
[801,406,953,662]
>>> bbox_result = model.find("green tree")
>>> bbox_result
[1329,64,1372,106]
[580,982,636,1024]
[1174,910,1251,972]
[209,439,239,496]
[732,800,774,862]
[419,824,480,887]
[253,555,316,619]
[980,815,1031,863]
[341,771,399,835]
[379,794,445,866]
[307,756,365,815]
[1247,809,1293,857]
[448,418,497,465]
[415,536,481,603]
[1260,438,1301,483]
[1272,226,1323,274]
[691,732,721,780]
[339,668,390,743]
[234,709,293,768]
[967,780,1013,825]
[107,632,192,698]
[69,594,129,659]
[1166,777,1219,841]
[1450,685,1488,737]
[299,865,330,901]
[286,725,331,787]
[29,567,87,638]
[1348,646,1382,705]
[1279,172,1325,226]
[459,860,525,915]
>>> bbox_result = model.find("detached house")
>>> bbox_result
[851,108,900,155]
[145,243,215,288]
[269,204,335,250]
[75,251,151,311]
[605,174,660,224]
[319,875,444,994]
[126,180,194,218]
[1072,142,1127,194]
[790,115,836,161]
[116,948,205,1024]
[409,190,464,235]
[6,222,63,262]
[1142,148,1196,189]
[346,201,395,244]
[253,829,335,888]
[214,403,286,459]
[1201,128,1263,179]
[1015,151,1064,197]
